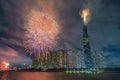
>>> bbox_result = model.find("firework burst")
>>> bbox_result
[24,9,59,54]
[0,57,9,70]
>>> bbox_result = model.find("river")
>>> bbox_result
[0,71,120,80]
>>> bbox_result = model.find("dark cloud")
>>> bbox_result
[102,44,120,67]
[0,0,30,66]
[103,44,120,54]
[0,47,18,57]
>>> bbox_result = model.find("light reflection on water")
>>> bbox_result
[0,72,120,80]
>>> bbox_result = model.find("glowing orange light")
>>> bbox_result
[0,61,9,70]
[80,8,90,25]
[5,63,9,68]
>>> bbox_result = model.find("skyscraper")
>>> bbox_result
[83,25,93,69]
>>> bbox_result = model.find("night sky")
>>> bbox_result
[0,0,120,68]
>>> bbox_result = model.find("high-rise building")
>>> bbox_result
[83,25,93,69]
[32,49,85,69]
[92,51,106,68]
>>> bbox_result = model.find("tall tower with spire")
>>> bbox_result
[83,25,93,69]
[80,8,93,69]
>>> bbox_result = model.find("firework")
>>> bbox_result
[80,8,90,25]
[24,9,59,54]
[0,57,9,70]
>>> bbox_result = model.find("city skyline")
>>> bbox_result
[0,0,120,69]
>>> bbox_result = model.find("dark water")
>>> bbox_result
[0,71,120,80]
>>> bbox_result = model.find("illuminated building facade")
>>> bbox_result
[92,51,106,68]
[83,25,93,69]
[32,49,86,69]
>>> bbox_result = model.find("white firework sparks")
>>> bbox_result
[24,9,59,54]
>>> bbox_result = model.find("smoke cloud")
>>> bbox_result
[0,47,18,57]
